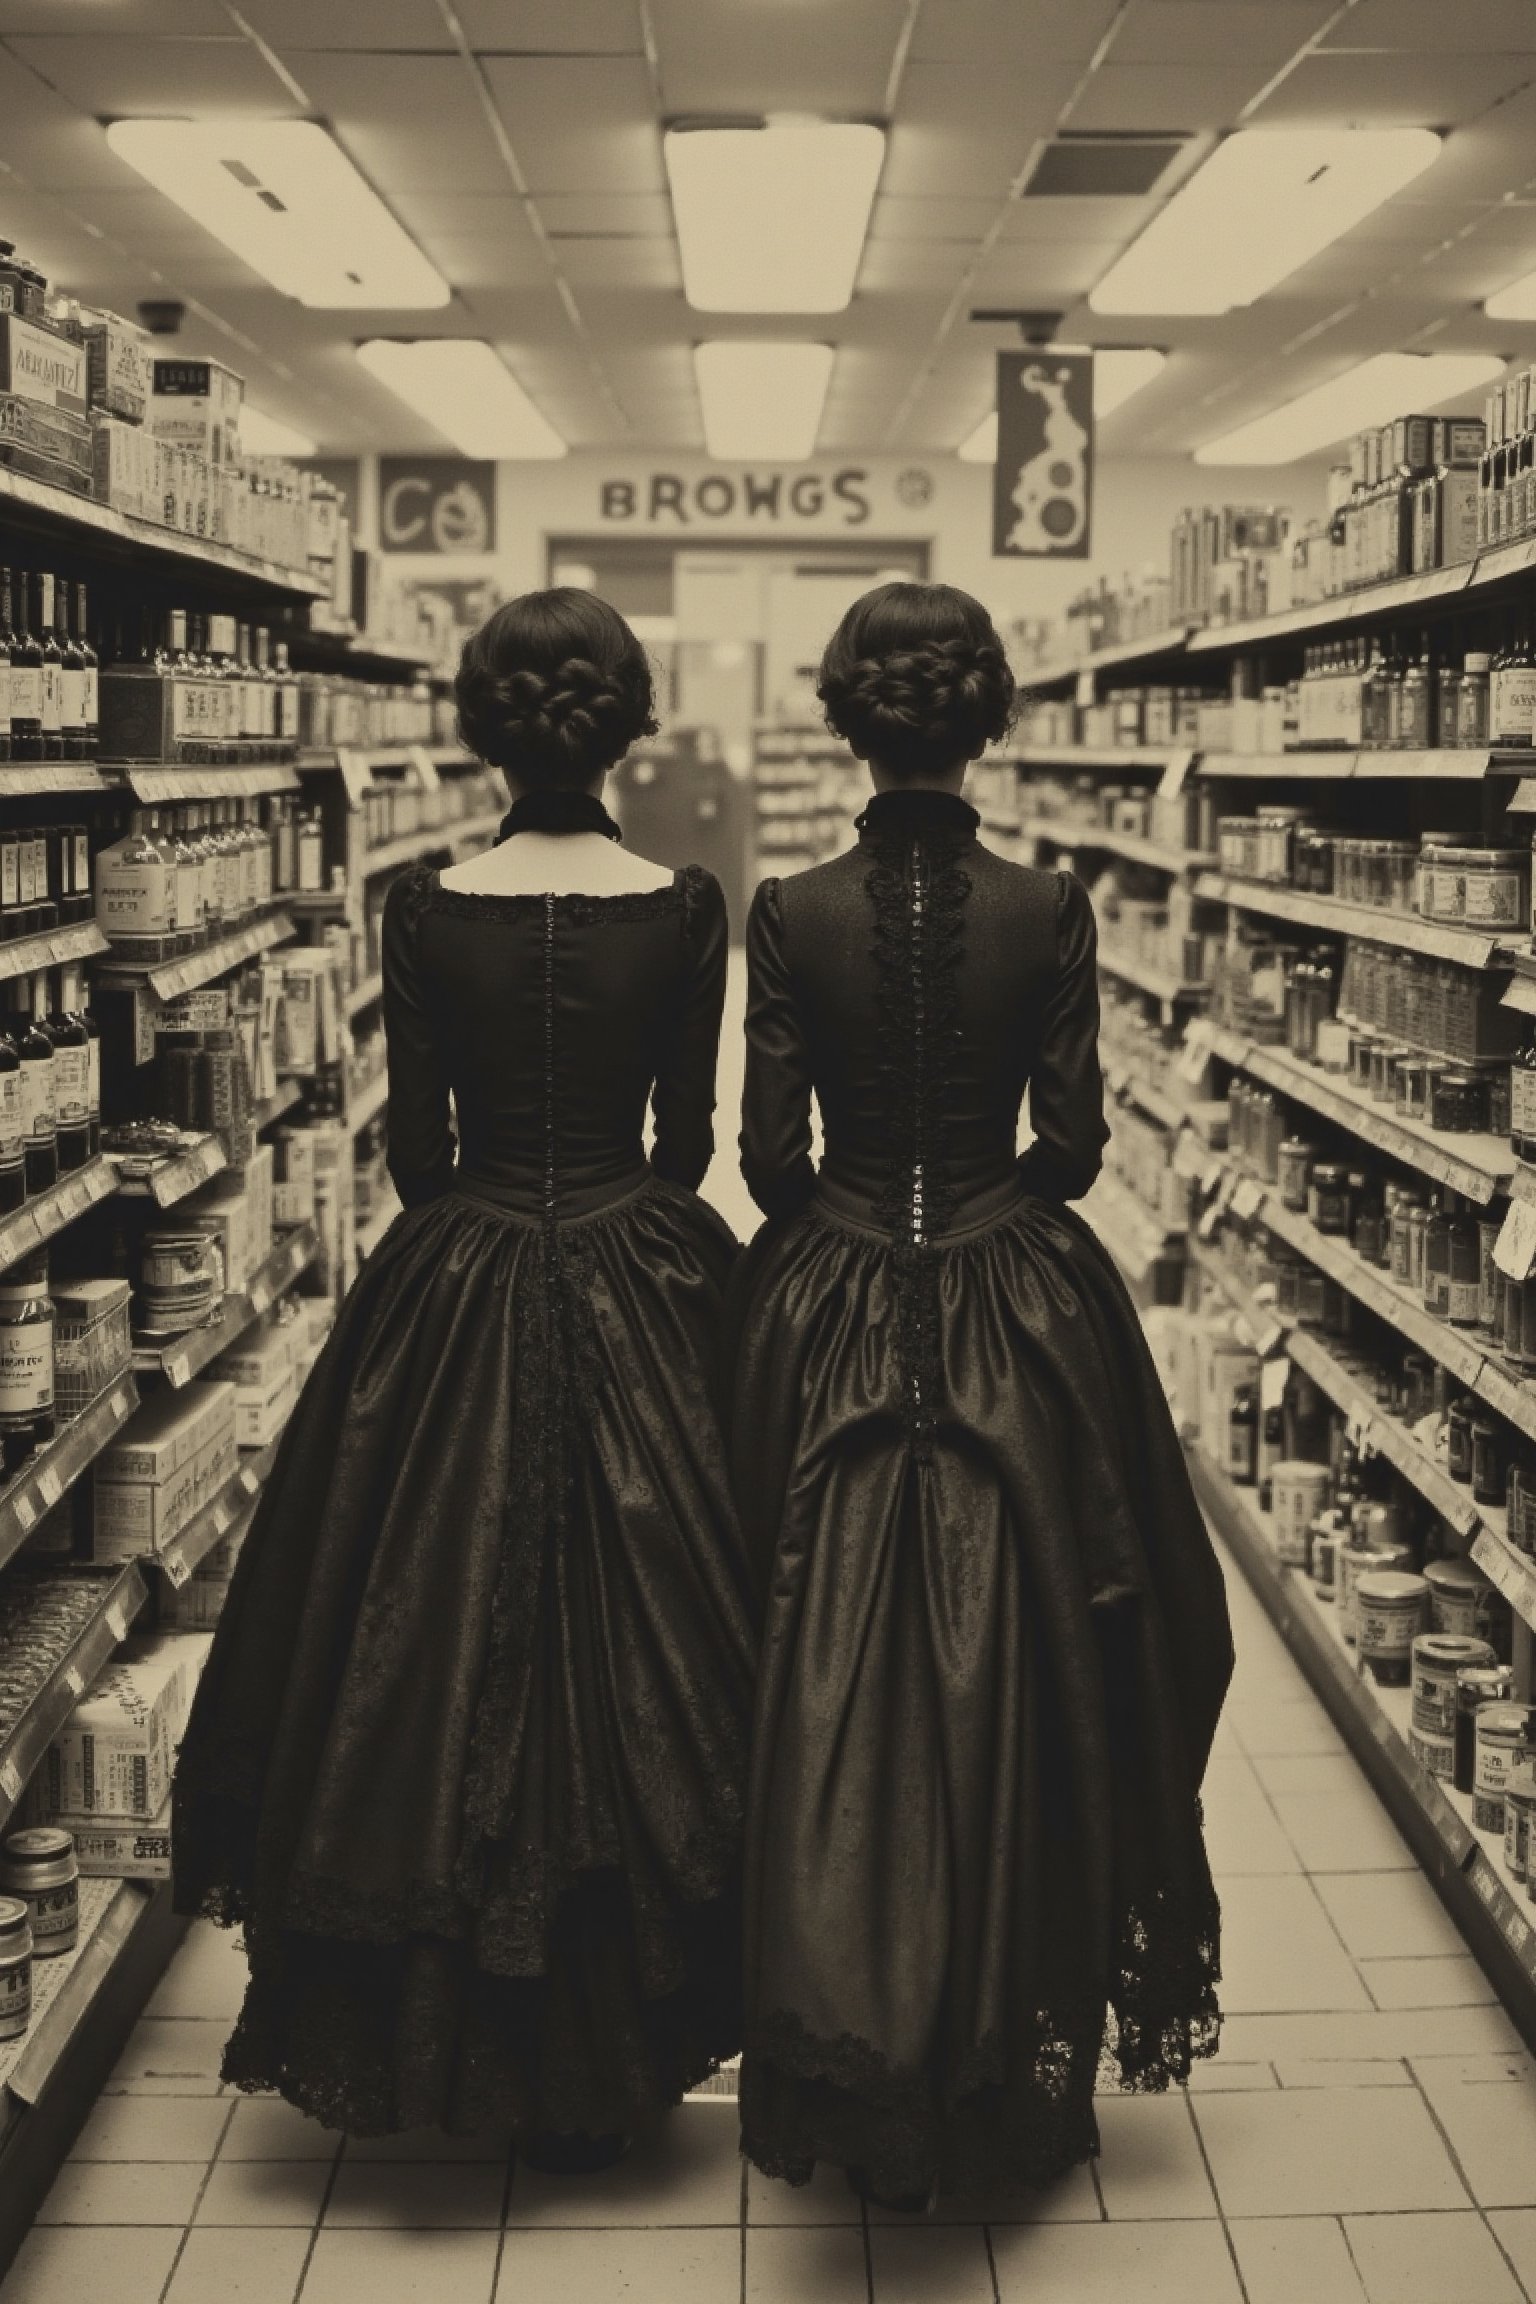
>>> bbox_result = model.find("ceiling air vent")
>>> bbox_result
[1024,136,1188,200]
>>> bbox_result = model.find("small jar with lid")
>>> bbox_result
[1432,1069,1490,1136]
[1427,845,1471,922]
[1350,1170,1386,1264]
[1463,845,1530,929]
[0,1896,32,2042]
[1459,653,1492,747]
[0,1829,76,1959]
[1307,1162,1351,1235]
[1278,1136,1315,1213]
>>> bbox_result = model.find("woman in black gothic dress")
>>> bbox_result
[172,590,755,2154]
[731,583,1233,2210]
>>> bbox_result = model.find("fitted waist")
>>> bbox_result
[452,1156,653,1223]
[813,1160,1027,1241]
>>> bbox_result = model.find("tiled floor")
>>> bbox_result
[8,969,1536,2300]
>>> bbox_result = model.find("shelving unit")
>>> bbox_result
[0,926,108,991]
[1193,872,1516,970]
[0,467,325,600]
[1097,947,1207,1006]
[0,1565,147,1819]
[0,1379,140,1581]
[131,1222,318,1387]
[153,1435,279,1590]
[110,1132,227,1208]
[1025,819,1213,877]
[96,911,295,1005]
[345,1073,387,1135]
[0,1160,117,1282]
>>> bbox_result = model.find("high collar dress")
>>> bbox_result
[172,852,756,2140]
[730,787,1235,2202]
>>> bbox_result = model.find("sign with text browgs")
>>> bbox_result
[991,350,1094,559]
[593,460,940,534]
[379,457,497,554]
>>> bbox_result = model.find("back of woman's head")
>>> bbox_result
[455,587,659,789]
[816,582,1016,779]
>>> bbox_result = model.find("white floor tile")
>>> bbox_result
[323,2161,506,2230]
[1214,1876,1374,2014]
[1229,2216,1366,2304]
[989,2218,1243,2303]
[1488,2210,1536,2297]
[1201,1795,1303,1877]
[1192,2086,1470,2217]
[1361,1957,1499,2010]
[1186,2060,1277,2091]
[1094,2097,1216,2220]
[1228,1696,1345,1758]
[496,2227,742,2304]
[746,2224,866,2302]
[70,2094,230,2163]
[1269,1791,1416,1873]
[1314,1873,1473,1964]
[165,2227,310,2304]
[195,2158,333,2228]
[342,2125,512,2163]
[867,2224,994,2302]
[106,2016,228,2093]
[146,1922,250,2020]
[505,2104,742,2229]
[220,2096,343,2162]
[35,2160,204,2226]
[0,2227,182,2304]
[1412,2060,1536,2208]
[301,2227,500,2304]
[1342,2209,1523,2303]
[746,2160,861,2225]
[1271,2059,1411,2090]
[1220,2008,1523,2062]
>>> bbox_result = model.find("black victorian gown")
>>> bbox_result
[172,820,755,2139]
[731,786,1234,2202]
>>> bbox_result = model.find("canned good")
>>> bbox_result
[1278,1138,1315,1214]
[1411,1632,1495,1737]
[1308,1163,1351,1235]
[1456,1664,1517,1794]
[1310,1526,1339,1599]
[0,1894,31,2042]
[1409,1723,1457,1782]
[1432,1070,1490,1135]
[1271,1461,1332,1568]
[1340,1541,1413,1646]
[1356,1570,1429,1684]
[1474,1701,1533,1833]
[0,1827,77,1959]
[138,1228,219,1335]
[1507,1761,1536,1881]
[1424,1555,1497,1641]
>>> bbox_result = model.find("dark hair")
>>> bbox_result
[454,587,659,788]
[816,582,1016,779]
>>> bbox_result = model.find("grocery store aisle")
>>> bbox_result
[10,959,1536,2303]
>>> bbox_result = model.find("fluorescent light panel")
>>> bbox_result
[1486,266,1536,321]
[693,342,834,460]
[240,406,317,459]
[666,120,885,313]
[1195,352,1505,466]
[106,119,448,310]
[1090,129,1442,316]
[956,349,1167,461]
[355,340,566,460]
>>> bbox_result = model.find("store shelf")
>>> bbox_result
[1197,749,1505,784]
[1204,1025,1517,1204]
[0,1879,149,2104]
[0,468,326,600]
[1186,1233,1286,1358]
[1097,948,1208,1005]
[1283,1323,1482,1540]
[346,1072,387,1133]
[1471,1520,1536,1637]
[1081,1175,1181,1283]
[358,813,502,879]
[253,1078,302,1132]
[1106,1057,1187,1134]
[1187,566,1477,655]
[1016,626,1192,690]
[0,1564,147,1820]
[345,973,382,1020]
[0,766,108,797]
[0,924,108,991]
[111,1132,227,1208]
[1010,745,1181,772]
[102,763,300,804]
[1189,1443,1536,2048]
[96,911,294,1003]
[1254,1185,1489,1391]
[0,1378,140,1582]
[1027,819,1212,876]
[0,1158,118,1281]
[153,1436,279,1590]
[132,1222,317,1387]
[1192,873,1517,971]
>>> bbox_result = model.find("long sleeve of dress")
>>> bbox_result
[382,867,456,1208]
[650,867,729,1191]
[740,876,817,1221]
[1017,872,1110,1204]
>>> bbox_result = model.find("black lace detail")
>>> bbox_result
[394,857,436,936]
[862,820,971,1462]
[499,789,622,841]
[422,872,686,924]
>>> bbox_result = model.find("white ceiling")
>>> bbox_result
[0,0,1535,459]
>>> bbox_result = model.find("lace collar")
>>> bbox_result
[855,788,979,845]
[498,790,622,842]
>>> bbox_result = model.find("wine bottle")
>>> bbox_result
[9,572,41,763]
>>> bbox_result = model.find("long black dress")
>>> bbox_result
[172,850,755,2139]
[731,786,1234,2202]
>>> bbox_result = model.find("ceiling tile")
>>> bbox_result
[410,232,551,291]
[649,0,908,115]
[238,0,452,50]
[6,33,301,115]
[883,60,1081,197]
[0,50,181,190]
[387,192,532,237]
[1065,61,1280,132]
[856,241,971,293]
[53,185,224,253]
[534,193,674,235]
[548,236,683,290]
[482,56,665,195]
[910,0,1123,65]
[296,55,511,193]
[1110,0,1338,65]
[1322,0,1536,51]
[1250,50,1536,127]
[969,240,1124,303]
[869,196,1000,242]
[1000,195,1150,244]
[0,0,222,26]
[458,0,643,54]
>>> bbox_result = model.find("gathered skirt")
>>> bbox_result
[172,1175,756,2139]
[730,1188,1234,2202]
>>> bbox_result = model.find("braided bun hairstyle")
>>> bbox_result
[455,587,659,789]
[817,581,1016,780]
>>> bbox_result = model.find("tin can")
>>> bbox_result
[1507,1761,1536,1881]
[1456,1665,1517,1794]
[1409,1723,1457,1782]
[1311,1524,1340,1600]
[1271,1462,1332,1568]
[0,1827,77,1958]
[1411,1632,1495,1737]
[1339,1541,1413,1646]
[0,1895,32,2041]
[1424,1556,1496,1641]
[1356,1570,1429,1684]
[138,1228,219,1334]
[1474,1701,1533,1833]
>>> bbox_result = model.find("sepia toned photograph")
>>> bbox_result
[0,3,1531,2301]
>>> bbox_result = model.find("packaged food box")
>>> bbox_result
[212,1321,295,1448]
[81,311,150,424]
[273,1125,315,1228]
[242,1140,275,1267]
[0,390,93,491]
[45,1642,186,1819]
[92,1381,237,1555]
[53,1794,173,1879]
[0,314,86,413]
[150,356,243,468]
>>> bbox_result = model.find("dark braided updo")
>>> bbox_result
[455,587,659,789]
[816,581,1016,780]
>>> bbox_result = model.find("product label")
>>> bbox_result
[0,1321,52,1416]
[9,667,40,725]
[52,1045,87,1126]
[2,846,17,911]
[1431,863,1466,917]
[81,666,97,729]
[39,660,59,733]
[175,857,198,935]
[86,1033,99,1116]
[1450,1277,1482,1324]
[16,840,35,906]
[59,667,84,730]
[0,1070,23,1165]
[95,855,172,937]
[72,831,88,897]
[1465,866,1526,925]
[1491,667,1536,745]
[18,1053,51,1142]
[297,832,322,894]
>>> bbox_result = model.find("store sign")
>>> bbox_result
[595,462,936,533]
[991,350,1094,559]
[379,458,497,554]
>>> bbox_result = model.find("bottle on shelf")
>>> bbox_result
[296,805,324,894]
[44,970,88,1175]
[0,1251,55,1472]
[9,573,41,765]
[1399,633,1433,751]
[0,570,12,769]
[33,576,62,765]
[55,583,86,764]
[1514,1029,1536,1167]
[94,807,174,961]
[10,975,55,1197]
[74,583,97,762]
[1228,1382,1258,1485]
[1490,620,1536,751]
[0,1005,23,1218]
